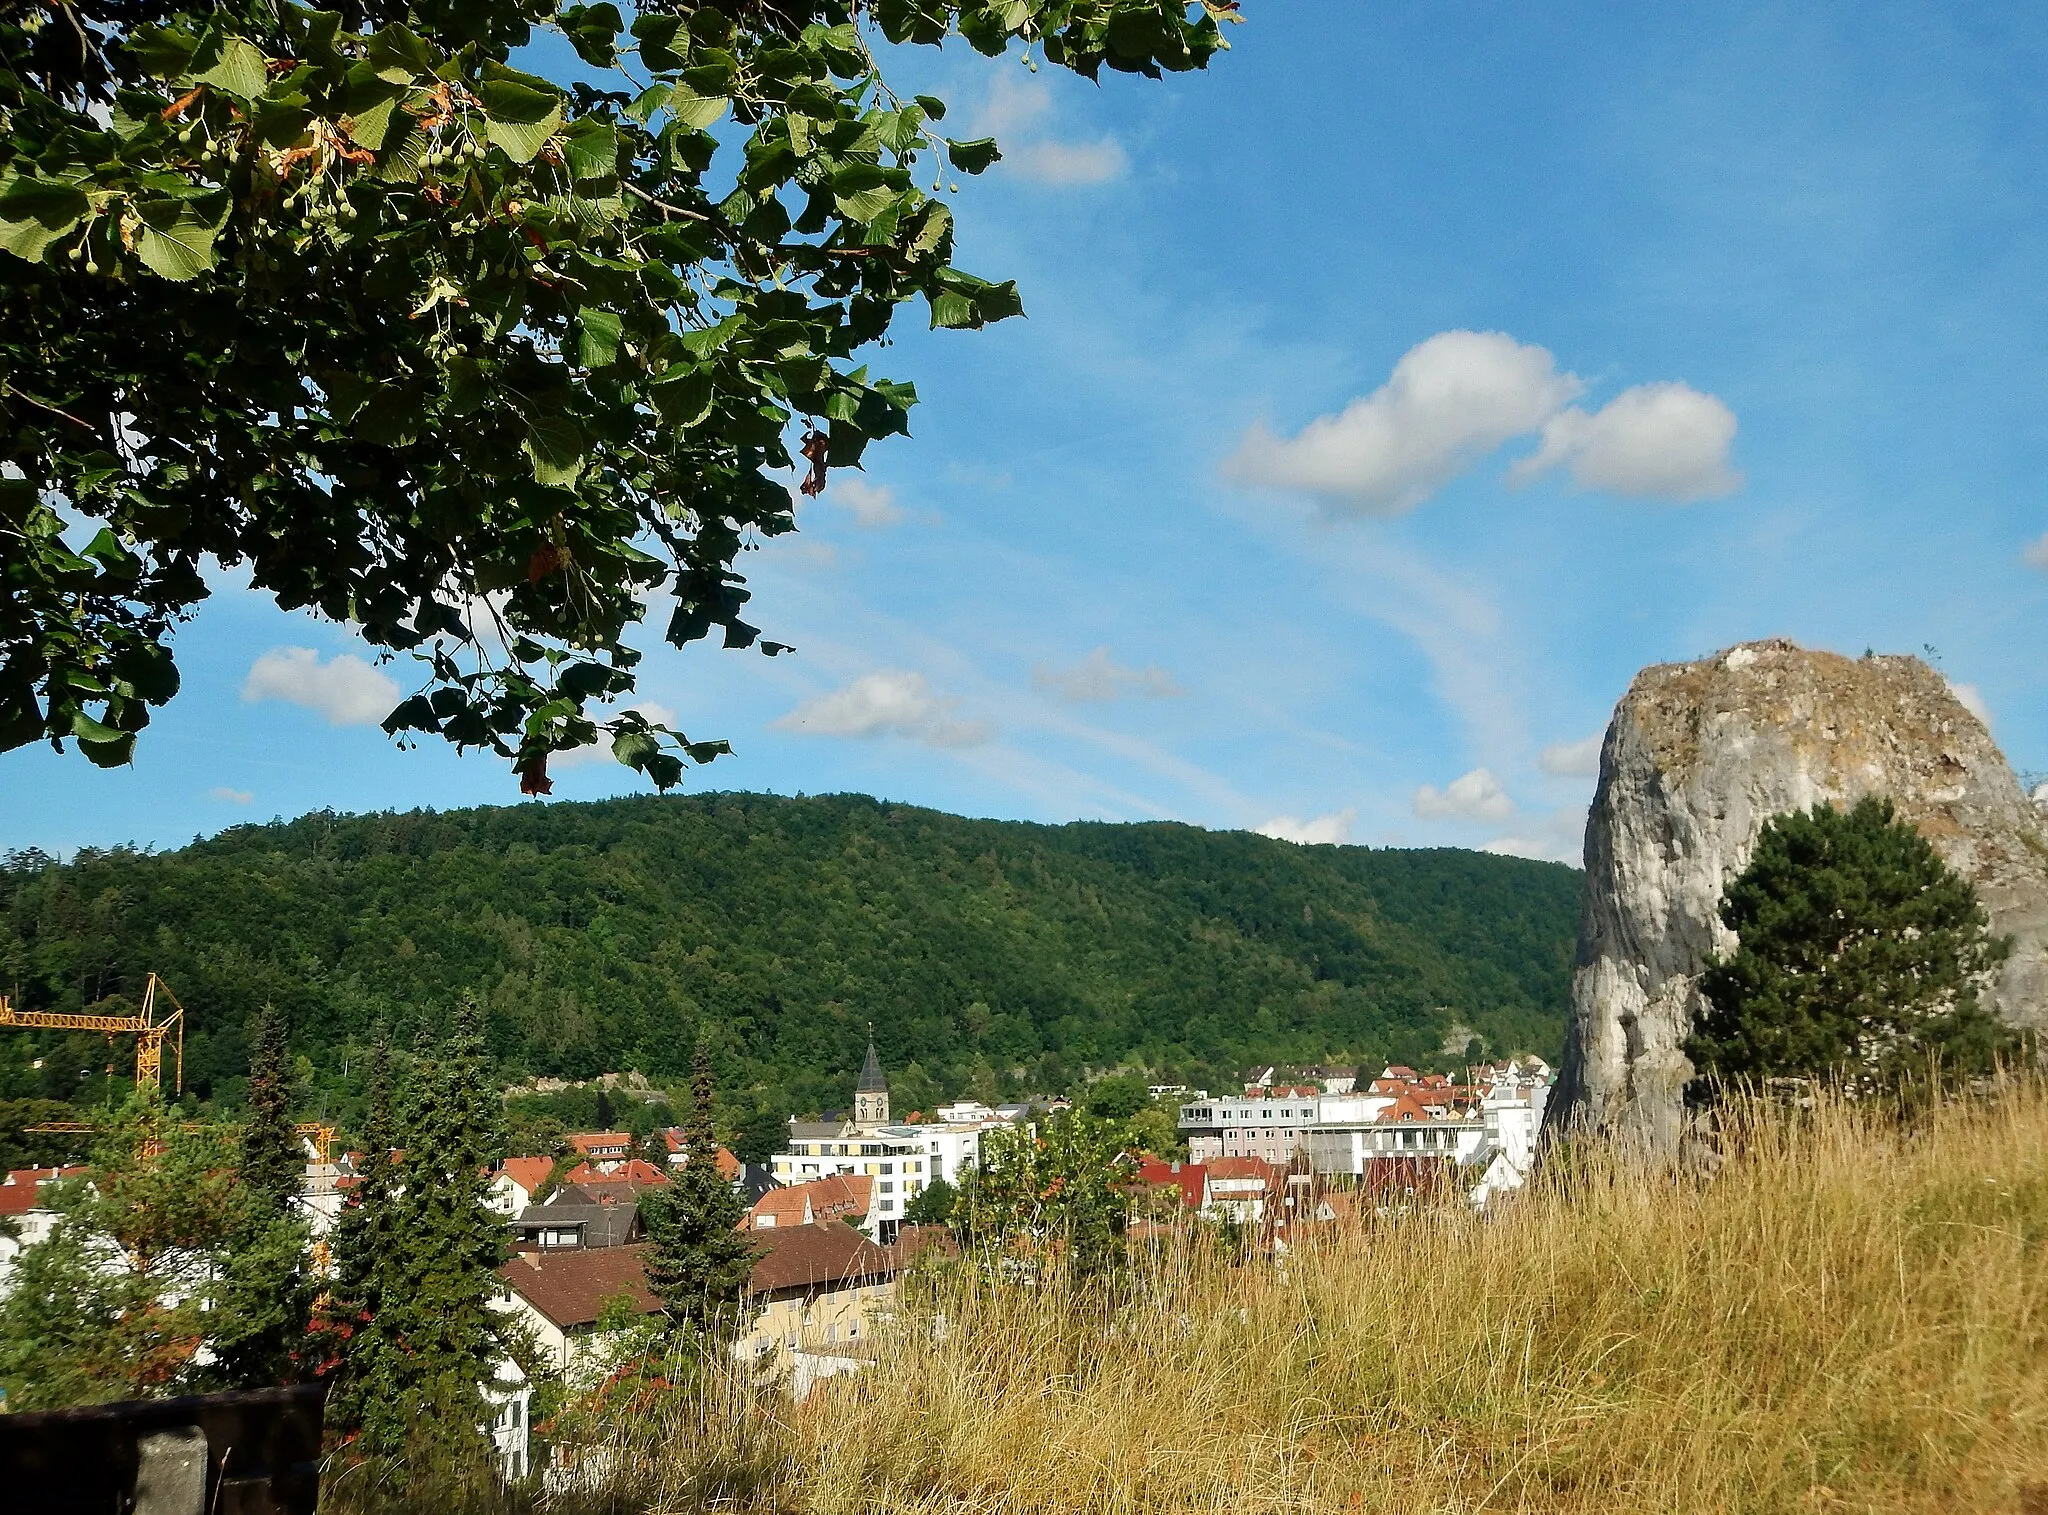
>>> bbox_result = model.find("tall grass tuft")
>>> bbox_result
[631,1079,2047,1514]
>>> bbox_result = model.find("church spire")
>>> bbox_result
[855,1026,889,1125]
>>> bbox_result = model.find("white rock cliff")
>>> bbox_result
[1549,639,2048,1158]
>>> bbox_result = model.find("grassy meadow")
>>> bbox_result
[347,1079,2048,1515]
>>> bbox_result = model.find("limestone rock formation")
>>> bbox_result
[1550,638,2048,1158]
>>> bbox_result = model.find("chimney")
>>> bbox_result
[525,1251,542,1270]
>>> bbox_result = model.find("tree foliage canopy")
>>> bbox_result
[1686,797,2016,1096]
[0,0,1235,787]
[0,793,1581,1144]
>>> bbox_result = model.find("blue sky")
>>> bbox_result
[9,0,2048,861]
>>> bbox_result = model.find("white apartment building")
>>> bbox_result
[1178,1085,1335,1163]
[769,1039,1008,1239]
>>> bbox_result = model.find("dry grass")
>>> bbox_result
[619,1081,2048,1514]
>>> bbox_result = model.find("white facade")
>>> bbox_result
[1178,1090,1335,1163]
[769,1119,996,1234]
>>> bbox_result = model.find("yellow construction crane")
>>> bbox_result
[0,972,186,1094]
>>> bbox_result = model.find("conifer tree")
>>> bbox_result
[212,1003,314,1388]
[641,1038,754,1344]
[1687,797,2016,1098]
[321,1027,404,1444]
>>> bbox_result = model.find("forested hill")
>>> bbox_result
[0,793,1581,1135]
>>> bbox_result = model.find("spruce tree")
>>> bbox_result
[1687,797,2016,1098]
[640,1038,754,1344]
[212,1003,314,1388]
[377,998,513,1468]
[322,1028,404,1444]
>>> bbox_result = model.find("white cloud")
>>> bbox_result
[1222,331,1582,514]
[1257,808,1358,846]
[1948,680,1992,728]
[773,670,991,748]
[1412,766,1515,823]
[1482,805,1589,865]
[975,72,1128,186]
[208,786,254,805]
[1008,138,1128,185]
[241,647,399,727]
[2023,532,2048,570]
[1538,731,1605,777]
[1510,381,1740,500]
[828,478,905,528]
[1032,647,1184,703]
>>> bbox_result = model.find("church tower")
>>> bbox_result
[855,1032,889,1127]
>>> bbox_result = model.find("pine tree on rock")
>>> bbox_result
[1687,796,2016,1099]
[212,1003,314,1388]
[641,1038,754,1345]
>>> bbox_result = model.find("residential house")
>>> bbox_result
[564,1131,634,1174]
[746,1174,872,1232]
[557,1156,671,1192]
[497,1243,665,1372]
[0,1165,85,1279]
[510,1182,651,1251]
[735,1220,899,1397]
[489,1156,558,1218]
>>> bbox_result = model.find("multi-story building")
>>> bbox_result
[768,1038,1009,1240]
[1177,1084,1331,1163]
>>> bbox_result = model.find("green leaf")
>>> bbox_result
[478,77,565,164]
[577,309,622,368]
[831,163,899,224]
[651,368,714,428]
[0,173,89,263]
[558,3,624,68]
[69,711,136,767]
[190,32,269,101]
[913,93,948,121]
[667,84,728,131]
[134,192,231,281]
[524,412,586,486]
[945,137,1002,174]
[559,119,620,181]
[630,13,688,72]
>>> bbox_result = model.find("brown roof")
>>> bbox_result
[745,1220,893,1297]
[747,1173,870,1230]
[498,1243,663,1330]
[566,1131,634,1155]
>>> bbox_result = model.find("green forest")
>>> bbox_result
[0,793,1581,1157]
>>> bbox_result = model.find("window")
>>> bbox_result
[881,1163,893,1175]
[880,1181,894,1194]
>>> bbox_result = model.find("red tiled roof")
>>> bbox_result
[1375,1093,1434,1124]
[566,1131,634,1156]
[1134,1155,1206,1210]
[498,1156,555,1196]
[745,1220,892,1297]
[661,1134,742,1180]
[0,1166,84,1217]
[560,1157,671,1189]
[498,1243,664,1330]
[747,1174,871,1230]
[884,1224,958,1271]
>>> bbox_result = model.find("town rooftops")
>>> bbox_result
[497,1156,556,1195]
[566,1131,634,1156]
[0,1165,85,1216]
[499,1243,662,1329]
[747,1174,871,1230]
[746,1220,889,1298]
[1205,1156,1286,1186]
[559,1157,671,1190]
[660,1133,743,1178]
[512,1198,644,1249]
[787,1119,856,1141]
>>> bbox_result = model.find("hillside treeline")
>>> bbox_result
[0,793,1579,1147]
